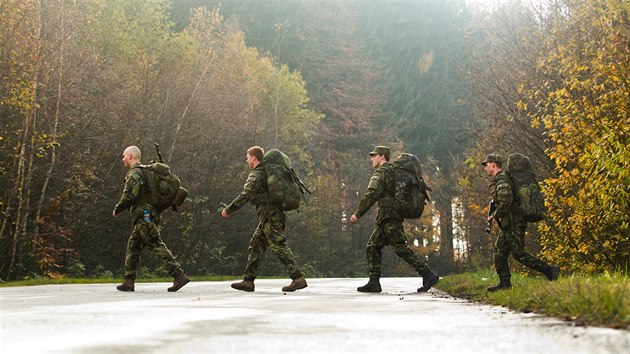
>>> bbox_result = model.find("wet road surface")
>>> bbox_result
[1,277,628,353]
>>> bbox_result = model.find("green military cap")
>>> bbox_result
[481,153,503,167]
[369,146,390,157]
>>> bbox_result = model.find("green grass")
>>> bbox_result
[0,275,240,288]
[437,270,630,329]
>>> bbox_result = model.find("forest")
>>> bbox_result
[1,0,628,281]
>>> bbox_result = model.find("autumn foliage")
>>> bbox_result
[521,0,629,272]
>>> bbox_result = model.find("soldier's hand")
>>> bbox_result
[220,210,229,218]
[112,210,117,217]
[350,214,359,224]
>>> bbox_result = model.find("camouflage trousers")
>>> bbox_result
[366,219,429,278]
[123,216,183,279]
[242,217,303,281]
[494,225,550,281]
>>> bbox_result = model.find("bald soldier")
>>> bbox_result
[350,146,439,293]
[112,146,189,292]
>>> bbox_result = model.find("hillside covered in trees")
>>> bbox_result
[1,0,628,281]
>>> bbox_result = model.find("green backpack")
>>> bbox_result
[138,162,188,212]
[392,153,431,219]
[262,149,311,211]
[506,153,546,222]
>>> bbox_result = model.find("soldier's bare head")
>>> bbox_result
[247,146,264,162]
[246,146,264,169]
[123,146,141,159]
[122,146,141,168]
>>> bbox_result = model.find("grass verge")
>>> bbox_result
[437,269,630,330]
[0,275,240,288]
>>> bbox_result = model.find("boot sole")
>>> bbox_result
[487,286,512,292]
[417,274,439,292]
[282,284,307,292]
[357,287,382,293]
[168,278,190,292]
[231,285,255,292]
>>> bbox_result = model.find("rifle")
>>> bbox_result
[485,199,496,234]
[154,143,179,212]
[155,143,164,163]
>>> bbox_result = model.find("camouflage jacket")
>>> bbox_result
[225,164,279,221]
[491,170,524,229]
[114,162,152,219]
[354,163,400,224]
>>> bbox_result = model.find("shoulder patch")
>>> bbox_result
[245,173,257,184]
[496,182,510,189]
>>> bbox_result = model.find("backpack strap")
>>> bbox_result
[134,165,153,195]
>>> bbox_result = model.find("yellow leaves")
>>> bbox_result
[524,0,630,273]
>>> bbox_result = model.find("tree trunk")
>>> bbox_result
[35,0,64,237]
[3,0,43,280]
[436,195,454,271]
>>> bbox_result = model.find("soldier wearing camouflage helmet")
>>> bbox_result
[350,146,439,293]
[112,145,189,292]
[220,146,307,293]
[482,153,559,291]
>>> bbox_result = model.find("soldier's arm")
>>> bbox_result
[224,170,261,215]
[493,176,513,218]
[114,169,143,214]
[354,169,386,219]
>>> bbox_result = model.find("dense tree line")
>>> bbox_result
[1,0,627,281]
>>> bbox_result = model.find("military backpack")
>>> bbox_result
[138,162,188,212]
[392,153,431,219]
[262,149,311,211]
[506,153,546,222]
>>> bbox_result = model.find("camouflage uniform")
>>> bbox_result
[354,163,430,278]
[225,163,303,281]
[491,170,552,282]
[114,162,184,279]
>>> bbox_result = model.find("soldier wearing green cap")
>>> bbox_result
[482,153,559,292]
[350,145,439,293]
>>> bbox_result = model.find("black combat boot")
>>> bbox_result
[116,277,135,292]
[487,279,512,292]
[357,277,382,293]
[167,272,190,292]
[231,279,255,292]
[546,265,560,281]
[417,270,439,292]
[282,277,308,292]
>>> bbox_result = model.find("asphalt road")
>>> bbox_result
[1,278,628,353]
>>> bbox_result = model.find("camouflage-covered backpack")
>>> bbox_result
[506,153,546,222]
[392,153,432,219]
[138,162,188,212]
[262,149,311,211]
